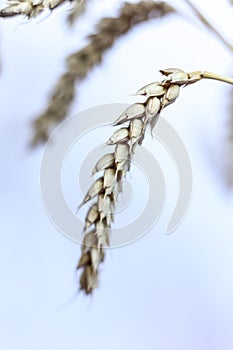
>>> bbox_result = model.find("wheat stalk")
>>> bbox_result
[183,0,233,53]
[77,68,233,294]
[30,1,175,145]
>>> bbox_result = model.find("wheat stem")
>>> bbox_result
[189,71,233,85]
[183,0,233,53]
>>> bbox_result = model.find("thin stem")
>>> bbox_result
[183,0,233,53]
[202,71,233,85]
[189,71,233,85]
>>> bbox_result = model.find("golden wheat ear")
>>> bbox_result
[30,1,175,146]
[77,68,233,295]
[77,69,182,295]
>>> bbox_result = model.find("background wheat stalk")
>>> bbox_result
[183,0,233,53]
[30,0,175,145]
[77,68,233,294]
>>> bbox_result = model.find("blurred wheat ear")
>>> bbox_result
[30,1,175,146]
[0,0,70,18]
[0,0,89,22]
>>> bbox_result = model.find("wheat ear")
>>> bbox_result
[77,68,233,294]
[30,1,175,145]
[0,0,72,18]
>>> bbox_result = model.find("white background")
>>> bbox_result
[1,0,233,349]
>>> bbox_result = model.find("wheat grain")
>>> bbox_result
[30,1,175,146]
